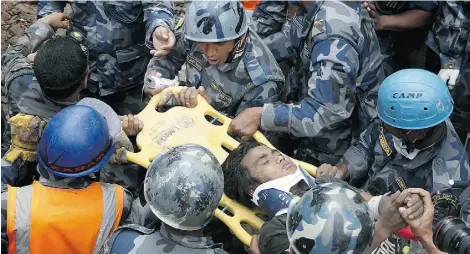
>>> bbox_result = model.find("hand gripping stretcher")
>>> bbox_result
[126,87,317,246]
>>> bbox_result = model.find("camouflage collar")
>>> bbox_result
[17,82,77,119]
[160,224,223,249]
[300,0,325,37]
[37,164,93,189]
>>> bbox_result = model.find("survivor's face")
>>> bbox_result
[196,40,235,65]
[241,145,298,184]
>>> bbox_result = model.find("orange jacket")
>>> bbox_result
[7,181,124,254]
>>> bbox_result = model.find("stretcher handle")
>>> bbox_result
[144,87,317,175]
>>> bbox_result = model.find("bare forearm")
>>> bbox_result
[419,236,445,254]
[365,221,391,253]
[381,10,432,31]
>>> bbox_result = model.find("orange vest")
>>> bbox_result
[7,181,124,254]
[242,0,261,11]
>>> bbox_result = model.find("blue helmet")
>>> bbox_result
[37,105,115,178]
[377,69,453,130]
[286,182,374,254]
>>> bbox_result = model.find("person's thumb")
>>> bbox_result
[160,28,169,40]
[398,207,411,223]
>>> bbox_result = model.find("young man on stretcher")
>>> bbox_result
[222,141,428,254]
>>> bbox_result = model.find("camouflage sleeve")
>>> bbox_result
[142,0,175,50]
[433,1,470,70]
[124,192,160,227]
[36,1,66,19]
[260,24,295,62]
[461,187,470,226]
[1,186,7,249]
[120,189,134,225]
[260,38,359,137]
[251,1,287,38]
[147,31,190,79]
[338,120,380,181]
[251,1,294,62]
[235,81,281,115]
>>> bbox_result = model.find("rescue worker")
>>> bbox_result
[426,1,469,90]
[105,144,227,253]
[36,0,175,115]
[222,141,425,254]
[1,105,132,254]
[284,187,444,254]
[363,1,437,76]
[149,0,285,117]
[2,13,82,120]
[436,1,470,142]
[228,0,384,165]
[250,1,295,63]
[317,69,470,253]
[450,54,470,143]
[1,13,144,190]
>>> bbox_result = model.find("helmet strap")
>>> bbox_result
[225,32,248,64]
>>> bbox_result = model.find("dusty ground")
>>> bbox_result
[1,1,37,51]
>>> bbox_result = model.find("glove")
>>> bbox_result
[438,69,460,90]
[142,70,179,101]
[109,130,134,165]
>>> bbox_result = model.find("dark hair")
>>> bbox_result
[33,36,88,99]
[221,140,262,208]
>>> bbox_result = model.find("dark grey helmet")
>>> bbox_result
[144,144,224,231]
[286,182,375,254]
[184,0,249,42]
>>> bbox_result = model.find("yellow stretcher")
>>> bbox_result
[127,86,317,246]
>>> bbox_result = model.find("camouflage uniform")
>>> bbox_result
[260,1,384,165]
[104,223,227,254]
[1,21,74,186]
[37,1,175,115]
[374,1,437,77]
[442,2,470,143]
[1,165,134,249]
[341,118,469,195]
[450,57,470,143]
[1,21,68,119]
[150,29,285,116]
[426,1,470,72]
[0,20,143,191]
[339,118,470,253]
[251,1,294,63]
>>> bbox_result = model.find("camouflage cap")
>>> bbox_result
[144,144,224,231]
[286,182,375,254]
[184,0,249,42]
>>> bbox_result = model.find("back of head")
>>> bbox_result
[377,69,453,130]
[144,144,224,231]
[37,105,114,178]
[184,0,249,42]
[33,36,88,99]
[287,182,374,254]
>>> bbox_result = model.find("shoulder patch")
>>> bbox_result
[187,54,203,72]
[379,126,393,157]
